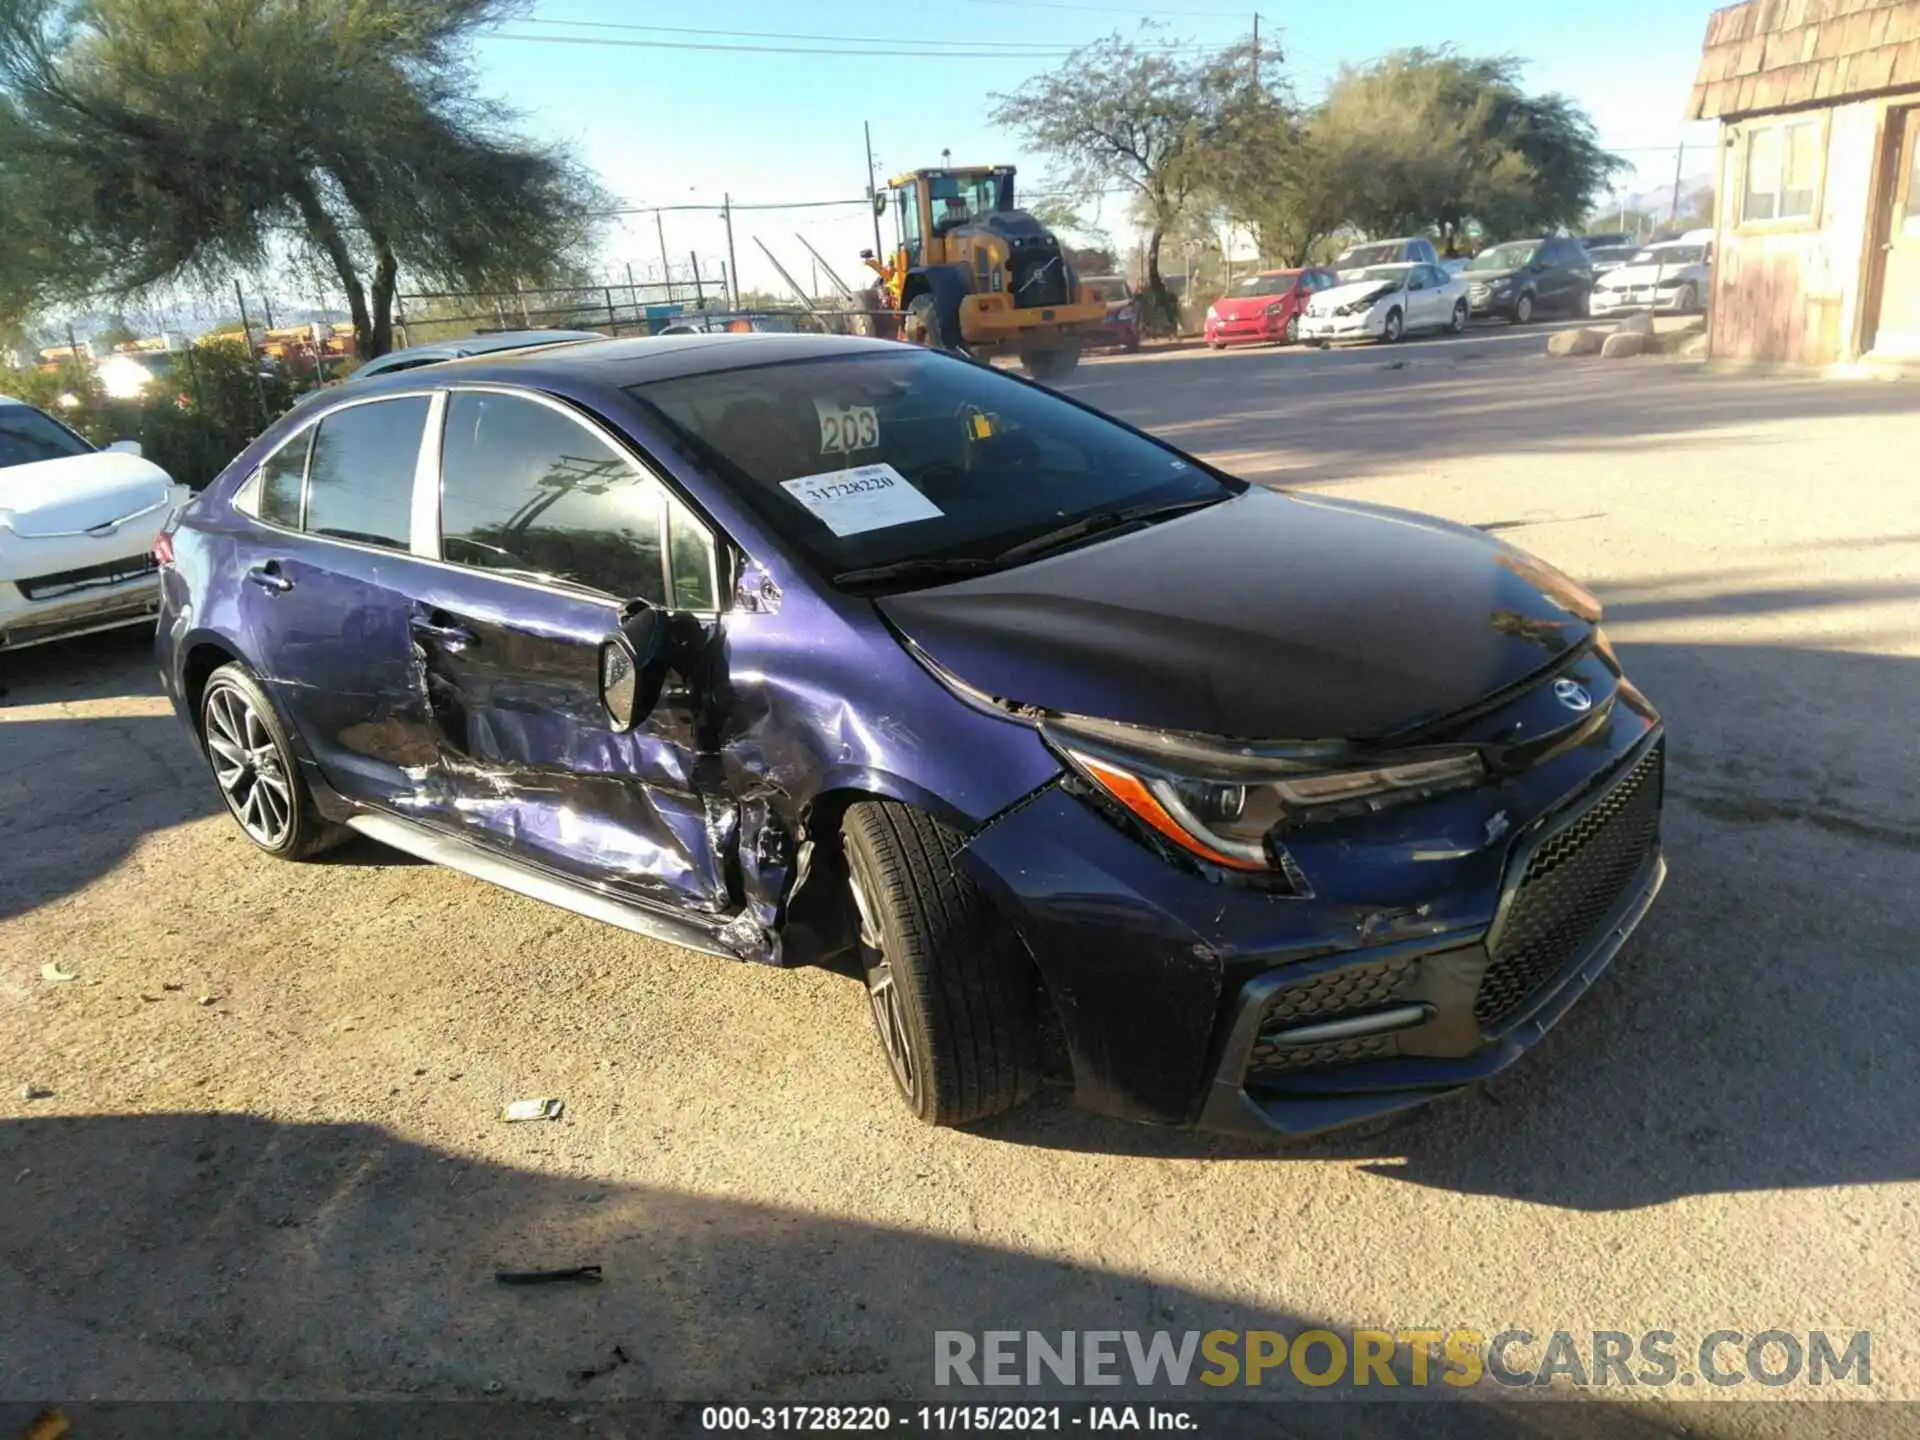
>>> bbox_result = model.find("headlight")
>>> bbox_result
[1206,304,1220,321]
[1043,713,1486,873]
[1264,300,1287,315]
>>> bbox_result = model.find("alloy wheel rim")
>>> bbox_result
[204,684,293,848]
[848,865,916,1100]
[1386,312,1402,340]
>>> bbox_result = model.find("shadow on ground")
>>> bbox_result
[0,1109,1709,1438]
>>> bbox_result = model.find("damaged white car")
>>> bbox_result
[1300,262,1469,345]
[0,396,186,652]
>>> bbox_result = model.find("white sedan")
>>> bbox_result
[1589,236,1713,317]
[0,396,186,652]
[1300,263,1469,344]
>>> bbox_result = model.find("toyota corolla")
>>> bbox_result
[156,334,1665,1137]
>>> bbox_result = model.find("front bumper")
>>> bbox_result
[961,654,1665,1136]
[1299,311,1384,342]
[1205,310,1298,345]
[1467,288,1519,317]
[0,563,161,652]
[1590,289,1689,315]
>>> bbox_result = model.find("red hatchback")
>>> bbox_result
[1204,268,1337,348]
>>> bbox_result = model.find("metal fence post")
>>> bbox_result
[233,278,269,427]
[605,286,617,331]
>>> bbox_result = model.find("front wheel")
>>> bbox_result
[1381,307,1404,343]
[906,294,960,352]
[1449,300,1468,334]
[1283,313,1301,345]
[1677,282,1698,314]
[1021,346,1080,382]
[842,802,1041,1126]
[1512,292,1536,325]
[200,663,339,860]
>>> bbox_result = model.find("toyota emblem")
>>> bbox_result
[1554,678,1594,713]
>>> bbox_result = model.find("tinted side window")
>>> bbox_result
[257,429,311,529]
[304,397,428,550]
[440,391,667,603]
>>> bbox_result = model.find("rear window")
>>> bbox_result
[628,350,1235,580]
[1338,243,1402,268]
[0,404,93,469]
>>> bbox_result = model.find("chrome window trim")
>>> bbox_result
[437,383,724,618]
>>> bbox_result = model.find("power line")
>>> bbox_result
[489,31,1231,59]
[962,0,1248,14]
[521,16,1128,53]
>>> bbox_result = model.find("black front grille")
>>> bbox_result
[18,553,158,600]
[1246,952,1422,1077]
[1475,743,1664,1028]
[1010,249,1071,308]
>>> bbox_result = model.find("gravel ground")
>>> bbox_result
[1,334,1915,1437]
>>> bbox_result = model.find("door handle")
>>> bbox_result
[245,563,292,594]
[409,617,478,652]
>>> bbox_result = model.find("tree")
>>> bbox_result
[990,30,1278,328]
[0,0,608,355]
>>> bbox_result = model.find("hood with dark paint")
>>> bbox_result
[876,489,1599,742]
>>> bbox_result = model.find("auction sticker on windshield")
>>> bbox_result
[781,462,943,537]
[816,400,880,454]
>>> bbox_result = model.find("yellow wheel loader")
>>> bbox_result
[860,165,1108,381]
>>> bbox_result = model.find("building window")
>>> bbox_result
[1742,118,1823,223]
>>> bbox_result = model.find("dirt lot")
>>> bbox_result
[2,337,1915,1435]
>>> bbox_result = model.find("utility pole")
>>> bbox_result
[1669,141,1687,228]
[655,210,674,304]
[864,121,885,259]
[722,193,741,309]
[1251,12,1260,92]
[689,251,705,308]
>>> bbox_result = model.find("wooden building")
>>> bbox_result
[1689,0,1920,366]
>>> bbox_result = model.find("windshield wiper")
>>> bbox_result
[989,495,1227,565]
[831,555,1003,589]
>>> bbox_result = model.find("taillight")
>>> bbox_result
[153,532,174,566]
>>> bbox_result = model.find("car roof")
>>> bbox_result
[342,332,902,395]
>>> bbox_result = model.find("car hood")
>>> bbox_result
[0,451,179,541]
[1211,294,1290,319]
[1462,267,1525,285]
[1311,278,1402,311]
[876,489,1601,742]
[1600,259,1708,286]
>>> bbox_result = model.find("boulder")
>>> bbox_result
[1601,331,1653,359]
[1547,327,1606,357]
[1613,311,1656,338]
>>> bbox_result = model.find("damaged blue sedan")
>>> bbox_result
[157,334,1665,1137]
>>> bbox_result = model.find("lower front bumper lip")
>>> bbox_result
[1196,848,1667,1139]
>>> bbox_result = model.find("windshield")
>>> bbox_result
[1086,278,1131,302]
[1338,243,1402,268]
[1230,272,1298,298]
[1630,245,1706,265]
[926,171,1011,235]
[0,403,94,469]
[1343,265,1413,287]
[1467,242,1540,271]
[629,350,1237,583]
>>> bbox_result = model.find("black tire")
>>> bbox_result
[1381,307,1404,343]
[1513,291,1536,324]
[1208,341,1225,351]
[842,801,1041,1125]
[1449,299,1468,334]
[199,662,341,860]
[906,294,958,352]
[1021,346,1081,382]
[1283,313,1301,345]
[1677,282,1698,315]
[1573,285,1592,319]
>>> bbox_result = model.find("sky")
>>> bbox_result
[469,0,1726,302]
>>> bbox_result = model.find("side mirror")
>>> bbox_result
[859,248,875,261]
[106,439,143,457]
[873,194,888,217]
[598,602,669,732]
